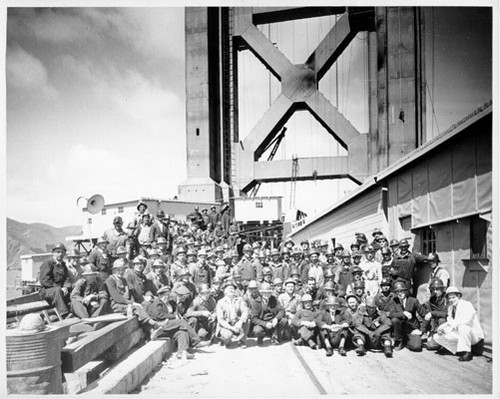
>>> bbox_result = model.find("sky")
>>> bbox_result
[6,8,186,226]
[4,5,495,227]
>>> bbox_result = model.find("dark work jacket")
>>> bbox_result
[390,252,426,281]
[39,259,71,290]
[125,269,154,303]
[360,310,392,333]
[292,308,317,327]
[375,292,395,315]
[249,295,285,327]
[104,275,133,305]
[314,309,346,328]
[389,296,425,330]
[426,294,448,319]
[88,248,110,275]
[144,297,177,321]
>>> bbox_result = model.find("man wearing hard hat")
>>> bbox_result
[433,286,484,361]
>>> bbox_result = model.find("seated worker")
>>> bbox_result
[105,259,142,314]
[389,281,426,351]
[345,266,364,295]
[342,294,365,355]
[352,296,393,357]
[248,282,287,345]
[39,243,72,319]
[315,296,350,356]
[185,283,217,341]
[146,259,171,295]
[125,256,155,303]
[145,286,205,361]
[434,286,485,362]
[374,277,394,316]
[216,279,249,348]
[278,278,302,339]
[70,264,109,319]
[292,294,319,349]
[421,278,448,349]
[272,278,284,297]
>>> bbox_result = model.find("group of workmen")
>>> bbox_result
[37,201,485,363]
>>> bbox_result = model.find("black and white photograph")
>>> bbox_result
[2,1,498,396]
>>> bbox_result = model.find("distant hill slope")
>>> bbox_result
[7,218,81,271]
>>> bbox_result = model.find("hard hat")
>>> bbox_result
[309,248,320,256]
[156,237,168,244]
[262,267,272,276]
[351,251,362,259]
[301,294,313,302]
[427,252,440,263]
[350,242,360,250]
[390,239,400,247]
[324,281,336,291]
[252,242,261,249]
[232,269,242,278]
[324,269,334,278]
[52,243,67,252]
[393,281,408,292]
[355,232,367,241]
[81,264,99,275]
[223,279,237,289]
[290,268,300,276]
[325,296,341,308]
[112,259,127,269]
[157,210,166,218]
[198,248,208,256]
[198,283,212,294]
[260,282,273,294]
[341,249,351,258]
[175,284,191,296]
[284,278,296,286]
[325,248,334,256]
[351,266,363,275]
[67,249,81,258]
[292,246,302,255]
[378,235,388,243]
[18,313,47,333]
[381,247,392,255]
[300,240,309,246]
[174,247,186,257]
[365,245,375,253]
[187,248,198,256]
[116,246,128,254]
[270,248,280,256]
[430,278,445,289]
[445,286,461,297]
[372,228,383,236]
[365,296,377,307]
[80,256,89,265]
[285,238,295,245]
[399,239,410,248]
[243,244,252,252]
[152,259,166,268]
[257,250,266,258]
[97,237,109,245]
[334,243,344,251]
[133,255,146,264]
[380,277,392,287]
[215,259,226,267]
[273,277,283,285]
[157,285,172,295]
[353,280,365,289]
[345,293,358,302]
[136,201,148,211]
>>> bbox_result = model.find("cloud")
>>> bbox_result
[8,8,183,61]
[6,45,58,99]
[61,53,183,131]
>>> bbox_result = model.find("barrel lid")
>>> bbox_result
[8,313,53,335]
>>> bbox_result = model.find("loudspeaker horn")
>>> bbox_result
[77,194,105,214]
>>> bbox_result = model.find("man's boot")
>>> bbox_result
[356,344,366,356]
[458,352,473,362]
[384,344,393,358]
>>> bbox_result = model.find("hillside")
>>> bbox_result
[6,218,81,271]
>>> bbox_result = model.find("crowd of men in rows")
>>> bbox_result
[38,201,485,362]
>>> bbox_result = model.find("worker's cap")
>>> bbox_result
[355,233,368,242]
[290,268,300,276]
[345,294,358,302]
[300,240,309,246]
[372,228,383,236]
[242,244,252,252]
[301,294,313,302]
[262,267,272,276]
[324,296,341,308]
[174,285,191,296]
[116,246,128,255]
[324,281,336,291]
[186,248,198,256]
[309,248,320,256]
[136,201,148,211]
[381,247,392,255]
[390,239,400,247]
[341,249,351,258]
[112,259,127,269]
[273,278,283,285]
[350,242,360,249]
[248,280,259,289]
[157,285,172,295]
[52,243,67,252]
[67,249,81,258]
[132,255,146,264]
[334,243,344,251]
[399,239,410,248]
[152,259,166,268]
[81,264,99,275]
[284,278,296,286]
[445,286,461,298]
[174,247,186,257]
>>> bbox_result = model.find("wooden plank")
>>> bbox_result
[64,360,110,394]
[6,292,41,306]
[7,300,53,318]
[61,317,140,372]
[80,340,172,395]
[103,328,145,362]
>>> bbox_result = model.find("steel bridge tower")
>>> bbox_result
[179,7,426,204]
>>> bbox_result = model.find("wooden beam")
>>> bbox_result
[104,328,145,362]
[64,360,109,394]
[61,317,140,372]
[7,300,53,318]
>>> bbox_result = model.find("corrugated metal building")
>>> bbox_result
[290,103,493,343]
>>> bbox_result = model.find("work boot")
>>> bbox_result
[355,344,366,356]
[176,351,195,360]
[325,347,333,357]
[150,327,162,341]
[458,352,473,362]
[193,340,211,348]
[257,337,264,346]
[292,338,302,346]
[394,341,405,351]
[338,346,347,356]
[471,339,484,356]
[384,344,393,358]
[307,340,317,350]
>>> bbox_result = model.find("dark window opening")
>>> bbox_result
[421,226,436,255]
[470,215,488,259]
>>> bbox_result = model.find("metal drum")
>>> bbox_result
[6,324,65,394]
